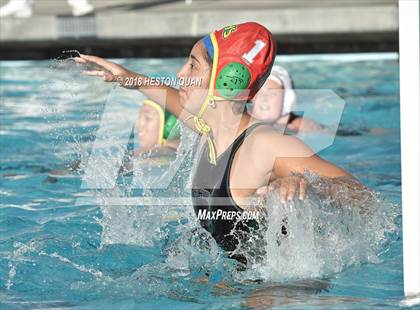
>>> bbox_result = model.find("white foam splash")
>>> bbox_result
[242,181,399,282]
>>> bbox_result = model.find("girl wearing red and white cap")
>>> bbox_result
[77,22,370,268]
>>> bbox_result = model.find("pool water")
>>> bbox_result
[0,53,403,309]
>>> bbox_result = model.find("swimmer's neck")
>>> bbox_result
[203,100,252,154]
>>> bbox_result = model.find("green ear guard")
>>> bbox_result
[163,111,181,140]
[215,62,251,99]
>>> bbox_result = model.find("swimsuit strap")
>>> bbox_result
[222,122,267,189]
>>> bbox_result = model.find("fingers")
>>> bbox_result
[256,186,268,195]
[79,54,122,73]
[256,176,307,206]
[279,183,288,204]
[299,178,307,201]
[287,181,296,202]
[79,54,107,66]
[82,70,115,82]
[74,57,87,64]
[82,70,105,77]
[280,180,297,204]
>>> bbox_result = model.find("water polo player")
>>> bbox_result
[249,66,383,136]
[119,99,181,173]
[249,65,323,132]
[134,99,180,157]
[76,22,369,267]
[48,99,180,178]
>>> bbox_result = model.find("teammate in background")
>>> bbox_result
[248,65,323,132]
[46,99,181,179]
[134,99,180,157]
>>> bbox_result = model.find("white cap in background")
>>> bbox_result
[267,65,297,116]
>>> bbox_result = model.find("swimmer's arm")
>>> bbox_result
[253,130,351,179]
[254,131,373,210]
[75,54,196,129]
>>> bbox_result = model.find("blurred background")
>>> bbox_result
[0,0,398,60]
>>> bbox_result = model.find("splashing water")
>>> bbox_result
[43,54,400,285]
[245,176,399,282]
[1,55,402,308]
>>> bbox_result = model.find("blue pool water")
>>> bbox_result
[0,53,403,309]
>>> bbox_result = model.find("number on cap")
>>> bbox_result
[242,40,266,64]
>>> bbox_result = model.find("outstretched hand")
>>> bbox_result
[256,174,308,204]
[75,54,138,88]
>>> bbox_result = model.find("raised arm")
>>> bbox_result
[75,54,193,123]
[254,129,373,210]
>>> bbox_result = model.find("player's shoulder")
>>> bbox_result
[248,123,298,144]
[247,123,314,157]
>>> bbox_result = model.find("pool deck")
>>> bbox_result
[0,0,398,59]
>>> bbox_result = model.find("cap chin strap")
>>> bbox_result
[186,94,221,165]
[185,32,220,165]
[143,99,165,146]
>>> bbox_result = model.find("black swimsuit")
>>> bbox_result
[191,123,266,266]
